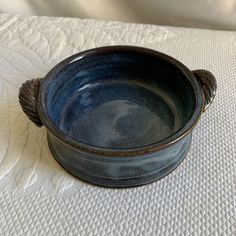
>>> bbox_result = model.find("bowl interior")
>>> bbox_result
[45,50,196,149]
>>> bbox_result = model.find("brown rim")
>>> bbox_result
[38,46,204,157]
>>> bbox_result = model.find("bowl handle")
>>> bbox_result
[19,78,43,127]
[192,70,217,111]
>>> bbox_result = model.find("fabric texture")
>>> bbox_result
[0,14,235,235]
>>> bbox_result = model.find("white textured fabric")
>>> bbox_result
[0,14,235,235]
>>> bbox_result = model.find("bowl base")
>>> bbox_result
[47,134,192,188]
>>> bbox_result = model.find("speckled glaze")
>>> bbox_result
[19,46,217,187]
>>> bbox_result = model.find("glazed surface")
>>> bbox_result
[45,51,195,149]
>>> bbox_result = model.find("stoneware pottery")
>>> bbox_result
[19,46,217,187]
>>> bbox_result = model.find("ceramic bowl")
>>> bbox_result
[19,46,216,187]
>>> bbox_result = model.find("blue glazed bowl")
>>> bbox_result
[19,46,216,187]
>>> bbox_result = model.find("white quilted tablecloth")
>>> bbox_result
[0,14,235,236]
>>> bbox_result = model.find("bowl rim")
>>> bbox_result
[38,45,204,157]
